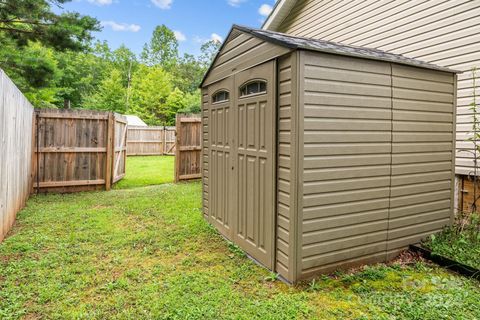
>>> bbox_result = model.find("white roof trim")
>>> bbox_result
[262,0,298,31]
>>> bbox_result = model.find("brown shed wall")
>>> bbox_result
[276,52,299,281]
[273,0,477,177]
[202,28,456,284]
[297,51,456,280]
[298,51,393,279]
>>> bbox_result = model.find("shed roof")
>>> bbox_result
[234,25,460,74]
[201,25,459,87]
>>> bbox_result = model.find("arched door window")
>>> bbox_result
[239,80,267,97]
[212,90,230,104]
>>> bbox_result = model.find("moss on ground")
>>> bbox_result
[1,157,479,319]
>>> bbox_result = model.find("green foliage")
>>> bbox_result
[0,0,100,51]
[0,38,61,107]
[141,24,179,68]
[423,213,480,269]
[84,69,127,113]
[0,0,218,124]
[111,45,138,87]
[199,40,222,68]
[130,66,173,125]
[171,53,205,93]
[0,0,99,107]
[1,174,480,318]
[179,90,202,114]
[54,44,111,108]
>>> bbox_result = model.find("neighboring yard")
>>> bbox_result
[114,156,174,189]
[1,157,480,319]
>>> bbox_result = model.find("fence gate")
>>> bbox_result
[112,116,127,183]
[175,114,202,182]
[34,109,127,193]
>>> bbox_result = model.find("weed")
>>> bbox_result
[264,272,279,282]
[423,212,480,269]
[0,157,479,319]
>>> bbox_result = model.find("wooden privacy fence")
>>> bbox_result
[0,69,34,242]
[127,126,176,156]
[175,114,202,182]
[34,109,127,193]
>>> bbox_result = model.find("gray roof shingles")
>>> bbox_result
[234,25,460,74]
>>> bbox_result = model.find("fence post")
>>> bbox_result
[162,126,167,156]
[105,112,114,191]
[31,111,38,194]
[175,115,181,182]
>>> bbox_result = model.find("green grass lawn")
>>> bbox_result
[114,156,174,189]
[1,157,480,319]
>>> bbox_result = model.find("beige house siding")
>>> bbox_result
[274,0,480,176]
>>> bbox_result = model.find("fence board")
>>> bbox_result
[34,109,125,193]
[175,114,202,182]
[127,126,176,156]
[113,115,127,183]
[0,69,34,242]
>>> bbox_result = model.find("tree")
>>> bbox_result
[112,45,138,87]
[179,90,201,114]
[55,42,112,108]
[163,88,186,123]
[0,0,100,51]
[199,39,222,68]
[0,0,100,108]
[141,25,178,68]
[171,53,204,94]
[84,69,126,113]
[130,66,173,125]
[0,37,61,107]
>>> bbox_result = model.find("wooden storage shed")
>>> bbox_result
[200,25,458,283]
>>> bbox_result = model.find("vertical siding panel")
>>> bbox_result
[276,53,297,282]
[387,64,455,257]
[299,52,391,279]
[202,89,209,217]
[274,0,480,176]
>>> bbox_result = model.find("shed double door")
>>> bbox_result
[208,61,276,269]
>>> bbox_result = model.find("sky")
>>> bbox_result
[58,0,277,56]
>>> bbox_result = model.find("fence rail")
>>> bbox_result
[127,126,175,156]
[1,68,200,243]
[0,69,34,242]
[34,109,126,193]
[175,114,201,182]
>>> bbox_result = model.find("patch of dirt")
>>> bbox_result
[91,205,110,210]
[0,253,24,264]
[24,313,42,320]
[390,249,426,266]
